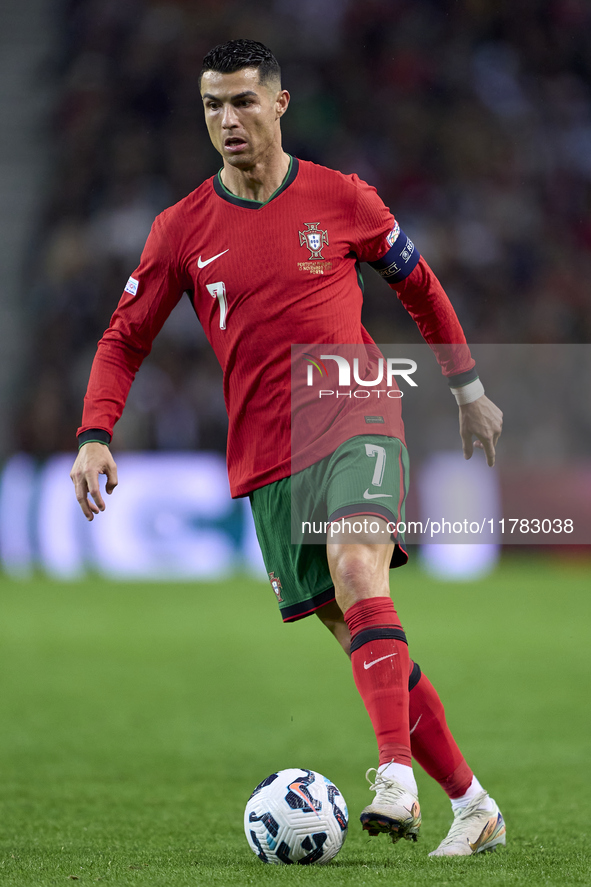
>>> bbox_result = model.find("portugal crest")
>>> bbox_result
[299,222,329,259]
[269,572,284,602]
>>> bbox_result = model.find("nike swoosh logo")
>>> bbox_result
[197,249,229,268]
[288,780,321,818]
[363,489,393,499]
[363,652,398,669]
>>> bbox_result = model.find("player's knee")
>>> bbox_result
[329,546,391,611]
[330,548,369,590]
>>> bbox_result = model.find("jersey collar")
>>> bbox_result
[213,155,298,209]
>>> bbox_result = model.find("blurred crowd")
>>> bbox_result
[16,0,591,456]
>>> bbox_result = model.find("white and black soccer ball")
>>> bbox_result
[244,768,348,865]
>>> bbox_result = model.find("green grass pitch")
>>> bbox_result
[0,553,589,886]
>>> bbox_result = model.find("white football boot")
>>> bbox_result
[360,768,421,843]
[429,791,506,857]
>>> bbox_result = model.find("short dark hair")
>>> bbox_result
[200,39,281,89]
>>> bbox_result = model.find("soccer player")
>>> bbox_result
[70,39,506,857]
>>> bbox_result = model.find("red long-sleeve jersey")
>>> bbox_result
[78,157,475,497]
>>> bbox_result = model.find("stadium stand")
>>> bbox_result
[14,0,591,456]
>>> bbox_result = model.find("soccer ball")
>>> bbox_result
[244,768,348,865]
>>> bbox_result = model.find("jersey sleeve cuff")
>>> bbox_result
[447,367,480,389]
[77,429,112,448]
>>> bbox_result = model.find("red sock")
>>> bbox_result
[344,597,411,767]
[408,663,473,798]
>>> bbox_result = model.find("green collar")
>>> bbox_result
[213,155,298,209]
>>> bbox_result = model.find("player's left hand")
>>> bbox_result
[459,395,503,467]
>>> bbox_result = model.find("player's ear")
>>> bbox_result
[276,89,290,118]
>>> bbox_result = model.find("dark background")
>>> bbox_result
[10,0,591,457]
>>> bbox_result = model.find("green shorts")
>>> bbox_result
[249,435,409,622]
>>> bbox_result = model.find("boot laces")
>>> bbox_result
[439,792,491,846]
[365,768,408,802]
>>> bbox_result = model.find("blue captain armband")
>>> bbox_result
[368,229,421,283]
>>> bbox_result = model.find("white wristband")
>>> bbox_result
[450,378,485,405]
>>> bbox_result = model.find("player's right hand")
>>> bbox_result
[70,442,118,521]
[458,394,503,467]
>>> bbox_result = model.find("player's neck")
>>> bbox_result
[220,150,290,204]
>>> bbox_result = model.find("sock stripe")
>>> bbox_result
[350,626,408,654]
[408,660,422,691]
